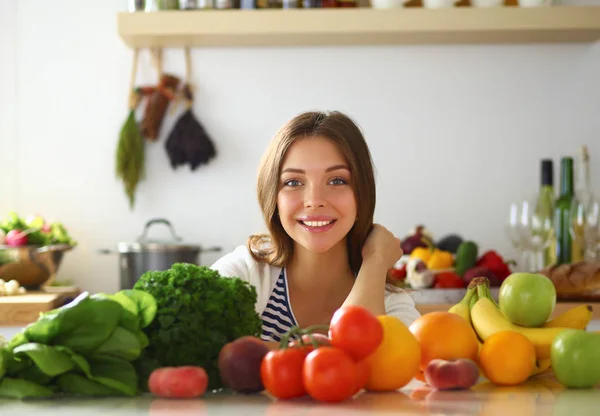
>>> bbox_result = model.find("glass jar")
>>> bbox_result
[180,0,198,7]
[145,0,160,11]
[160,0,180,9]
[129,0,146,11]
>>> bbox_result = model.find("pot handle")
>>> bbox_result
[200,246,223,253]
[138,218,182,243]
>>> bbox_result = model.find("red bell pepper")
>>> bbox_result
[475,250,514,281]
[433,272,465,289]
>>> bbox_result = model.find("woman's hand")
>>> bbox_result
[361,223,403,271]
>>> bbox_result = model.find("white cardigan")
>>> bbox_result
[210,245,421,328]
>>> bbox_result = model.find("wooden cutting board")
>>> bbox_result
[0,287,81,326]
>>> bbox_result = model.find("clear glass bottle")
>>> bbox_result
[536,159,556,267]
[576,145,595,214]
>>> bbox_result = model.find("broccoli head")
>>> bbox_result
[132,263,262,390]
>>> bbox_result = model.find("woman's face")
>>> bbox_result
[277,136,357,254]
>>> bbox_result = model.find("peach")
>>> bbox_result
[423,358,479,390]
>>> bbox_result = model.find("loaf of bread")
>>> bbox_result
[538,261,600,300]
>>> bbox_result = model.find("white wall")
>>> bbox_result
[1,0,599,294]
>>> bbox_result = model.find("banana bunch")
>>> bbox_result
[448,277,594,378]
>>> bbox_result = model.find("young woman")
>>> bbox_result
[211,111,421,346]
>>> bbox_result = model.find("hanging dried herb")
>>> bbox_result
[116,49,145,209]
[165,48,217,171]
[140,49,181,141]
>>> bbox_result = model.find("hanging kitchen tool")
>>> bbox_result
[165,47,217,171]
[98,218,222,290]
[115,48,145,210]
[140,49,181,141]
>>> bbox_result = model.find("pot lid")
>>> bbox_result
[117,218,201,253]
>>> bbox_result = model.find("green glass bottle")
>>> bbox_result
[536,159,556,267]
[554,157,576,264]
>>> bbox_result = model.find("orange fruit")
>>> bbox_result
[409,311,479,370]
[364,315,421,391]
[478,330,536,386]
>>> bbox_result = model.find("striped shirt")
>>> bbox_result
[260,269,298,342]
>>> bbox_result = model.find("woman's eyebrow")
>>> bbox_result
[281,164,349,174]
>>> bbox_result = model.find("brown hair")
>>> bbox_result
[247,111,398,289]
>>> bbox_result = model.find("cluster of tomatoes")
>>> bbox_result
[260,305,384,403]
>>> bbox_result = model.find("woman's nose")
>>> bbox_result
[304,185,326,208]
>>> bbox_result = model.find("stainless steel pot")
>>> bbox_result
[99,218,221,289]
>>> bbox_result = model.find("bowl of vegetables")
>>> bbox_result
[0,212,77,289]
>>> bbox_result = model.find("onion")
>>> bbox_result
[5,229,28,247]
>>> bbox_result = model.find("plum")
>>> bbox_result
[423,358,479,390]
[218,335,270,394]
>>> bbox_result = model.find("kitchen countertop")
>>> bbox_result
[2,322,599,415]
[1,376,599,416]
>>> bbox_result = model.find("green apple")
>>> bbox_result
[498,272,556,327]
[551,329,600,389]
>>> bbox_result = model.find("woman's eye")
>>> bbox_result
[283,179,301,187]
[330,177,348,186]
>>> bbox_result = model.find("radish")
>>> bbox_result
[5,230,28,247]
[148,366,208,399]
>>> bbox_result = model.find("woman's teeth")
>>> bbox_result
[302,220,333,227]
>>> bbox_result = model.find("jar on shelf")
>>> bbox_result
[214,0,234,7]
[145,0,160,11]
[160,0,180,9]
[282,0,300,7]
[129,0,146,11]
[180,0,198,7]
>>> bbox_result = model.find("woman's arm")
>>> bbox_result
[342,258,388,315]
[342,224,403,316]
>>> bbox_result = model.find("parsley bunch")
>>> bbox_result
[133,263,262,390]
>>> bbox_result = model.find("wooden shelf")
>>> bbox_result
[117,6,600,48]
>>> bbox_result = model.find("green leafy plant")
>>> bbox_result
[0,289,157,399]
[133,263,262,390]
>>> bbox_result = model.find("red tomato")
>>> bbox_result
[303,347,358,403]
[328,305,383,361]
[148,366,208,398]
[388,265,407,281]
[353,356,372,394]
[260,346,310,400]
[433,272,465,289]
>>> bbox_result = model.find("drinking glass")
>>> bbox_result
[518,197,555,272]
[584,200,600,260]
